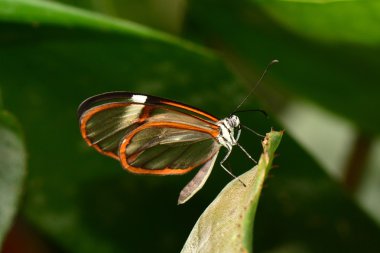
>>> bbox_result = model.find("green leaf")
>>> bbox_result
[0,1,243,252]
[182,130,283,253]
[253,133,380,252]
[0,109,26,246]
[257,0,380,46]
[0,0,209,56]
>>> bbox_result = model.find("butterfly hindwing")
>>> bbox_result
[119,122,220,175]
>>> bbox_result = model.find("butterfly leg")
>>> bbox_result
[220,147,246,187]
[237,143,257,163]
[235,128,242,143]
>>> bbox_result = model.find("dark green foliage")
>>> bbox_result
[0,0,379,252]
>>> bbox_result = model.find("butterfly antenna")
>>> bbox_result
[231,59,279,115]
[242,124,265,138]
[234,109,268,118]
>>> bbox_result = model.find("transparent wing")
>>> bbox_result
[78,92,219,160]
[118,123,221,175]
[79,103,143,159]
[178,153,219,204]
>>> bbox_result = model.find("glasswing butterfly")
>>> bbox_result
[78,60,278,204]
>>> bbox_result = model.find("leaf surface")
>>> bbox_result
[182,131,283,253]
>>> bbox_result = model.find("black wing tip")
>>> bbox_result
[76,90,220,122]
[77,91,134,119]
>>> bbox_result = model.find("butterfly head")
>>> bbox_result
[225,114,240,129]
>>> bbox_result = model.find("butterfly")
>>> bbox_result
[78,61,277,204]
[78,91,261,204]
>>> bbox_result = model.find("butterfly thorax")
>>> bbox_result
[216,115,240,150]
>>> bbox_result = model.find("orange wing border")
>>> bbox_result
[79,102,152,160]
[118,121,220,175]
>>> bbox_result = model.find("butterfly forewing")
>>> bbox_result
[80,103,143,159]
[79,92,220,163]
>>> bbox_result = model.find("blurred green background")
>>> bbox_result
[1,0,380,252]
